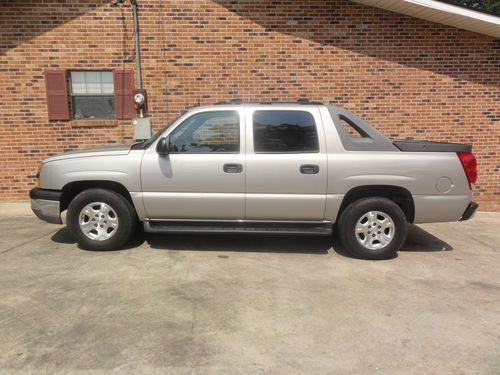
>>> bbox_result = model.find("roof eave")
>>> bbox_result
[353,0,500,38]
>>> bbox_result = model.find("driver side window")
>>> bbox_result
[168,111,240,153]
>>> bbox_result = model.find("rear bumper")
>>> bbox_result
[29,188,62,224]
[459,201,478,221]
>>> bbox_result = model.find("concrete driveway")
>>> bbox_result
[0,203,499,374]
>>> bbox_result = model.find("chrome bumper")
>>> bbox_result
[30,188,62,224]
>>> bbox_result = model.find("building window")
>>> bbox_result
[253,110,319,153]
[70,71,115,119]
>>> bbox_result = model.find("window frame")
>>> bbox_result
[69,70,116,120]
[167,110,241,154]
[252,109,320,154]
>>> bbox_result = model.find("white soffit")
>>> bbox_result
[353,0,500,38]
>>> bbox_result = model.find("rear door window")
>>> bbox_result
[253,110,319,153]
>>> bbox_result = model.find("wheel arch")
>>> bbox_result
[337,185,415,223]
[60,180,134,213]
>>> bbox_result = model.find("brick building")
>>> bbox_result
[1,0,499,209]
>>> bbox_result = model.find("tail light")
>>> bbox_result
[457,152,477,187]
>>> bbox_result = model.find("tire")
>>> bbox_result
[67,188,137,250]
[338,197,408,260]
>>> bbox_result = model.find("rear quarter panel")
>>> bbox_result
[319,107,471,223]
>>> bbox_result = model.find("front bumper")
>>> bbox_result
[459,201,478,221]
[30,188,62,224]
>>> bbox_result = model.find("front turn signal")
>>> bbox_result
[34,162,42,188]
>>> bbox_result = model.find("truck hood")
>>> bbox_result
[43,145,132,163]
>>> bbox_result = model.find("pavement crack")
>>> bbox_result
[0,229,58,255]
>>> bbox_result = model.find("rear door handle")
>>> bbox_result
[223,163,243,173]
[300,164,319,174]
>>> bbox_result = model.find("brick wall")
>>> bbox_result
[0,0,499,209]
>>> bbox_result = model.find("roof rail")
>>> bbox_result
[213,99,323,105]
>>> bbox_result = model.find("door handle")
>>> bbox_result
[223,163,243,173]
[300,164,319,174]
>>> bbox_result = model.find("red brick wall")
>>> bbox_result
[1,0,499,210]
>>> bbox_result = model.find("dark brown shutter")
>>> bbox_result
[113,70,135,119]
[44,70,70,121]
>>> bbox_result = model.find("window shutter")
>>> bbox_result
[44,70,70,121]
[113,70,135,119]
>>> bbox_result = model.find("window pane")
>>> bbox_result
[339,117,364,138]
[70,71,114,95]
[72,96,115,119]
[85,71,102,94]
[169,111,239,153]
[101,72,114,94]
[253,110,319,153]
[70,71,86,94]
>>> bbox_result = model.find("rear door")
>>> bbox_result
[244,106,328,221]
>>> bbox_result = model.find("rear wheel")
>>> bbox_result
[67,188,137,250]
[338,197,408,260]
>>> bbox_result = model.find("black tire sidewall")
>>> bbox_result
[67,188,137,250]
[338,197,408,260]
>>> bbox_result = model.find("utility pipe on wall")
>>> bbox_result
[130,0,142,90]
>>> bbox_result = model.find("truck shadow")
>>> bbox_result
[51,223,452,256]
[400,225,453,252]
[50,227,146,251]
[332,224,453,258]
[146,233,331,254]
[145,223,453,256]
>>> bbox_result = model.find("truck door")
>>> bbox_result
[244,106,328,221]
[140,108,245,220]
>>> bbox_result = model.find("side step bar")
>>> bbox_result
[144,220,333,236]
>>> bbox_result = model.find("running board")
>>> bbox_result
[144,220,333,236]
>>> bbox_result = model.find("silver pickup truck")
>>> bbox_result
[30,102,478,259]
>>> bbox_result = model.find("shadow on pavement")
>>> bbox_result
[51,228,75,244]
[51,227,146,251]
[332,224,453,259]
[146,233,331,254]
[51,223,451,255]
[400,224,453,252]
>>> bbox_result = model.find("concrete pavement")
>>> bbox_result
[0,202,499,374]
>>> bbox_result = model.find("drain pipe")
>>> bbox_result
[112,0,151,138]
[131,0,142,90]
[130,0,144,117]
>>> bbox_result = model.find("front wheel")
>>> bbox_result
[338,197,408,260]
[67,188,137,250]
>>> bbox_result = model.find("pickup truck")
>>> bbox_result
[30,101,478,259]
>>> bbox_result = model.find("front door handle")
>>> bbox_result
[223,163,243,173]
[300,164,320,174]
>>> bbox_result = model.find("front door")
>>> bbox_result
[244,106,328,221]
[141,109,245,220]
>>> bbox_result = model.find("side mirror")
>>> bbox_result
[156,137,170,155]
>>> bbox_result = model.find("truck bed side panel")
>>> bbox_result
[319,107,471,223]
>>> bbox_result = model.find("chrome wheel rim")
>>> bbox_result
[79,202,119,241]
[355,211,395,250]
